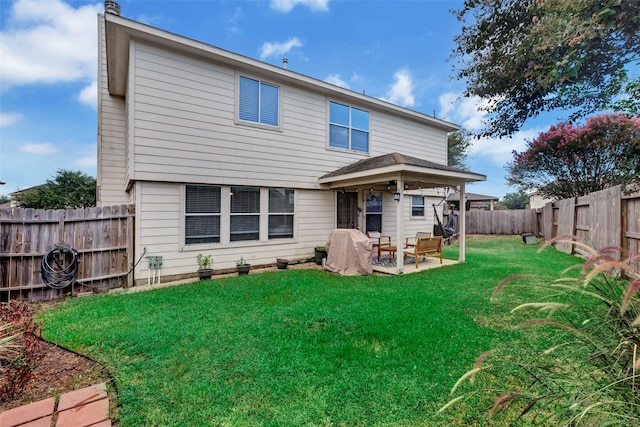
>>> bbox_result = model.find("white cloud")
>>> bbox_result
[78,81,98,109]
[259,37,303,60]
[470,129,542,166]
[270,0,329,13]
[0,112,24,128]
[0,0,102,90]
[20,143,56,155]
[325,74,350,89]
[74,144,97,168]
[438,91,544,166]
[438,93,492,132]
[74,156,97,168]
[227,7,244,34]
[380,69,415,107]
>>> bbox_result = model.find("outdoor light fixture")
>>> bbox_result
[393,192,401,201]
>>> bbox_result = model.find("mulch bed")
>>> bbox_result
[0,336,111,412]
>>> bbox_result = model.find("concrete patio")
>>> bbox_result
[372,254,457,275]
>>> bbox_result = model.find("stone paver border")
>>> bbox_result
[0,383,110,427]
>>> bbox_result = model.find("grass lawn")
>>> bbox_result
[40,236,582,426]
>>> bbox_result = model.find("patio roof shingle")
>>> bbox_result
[320,152,470,179]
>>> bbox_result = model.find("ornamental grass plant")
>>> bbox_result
[444,236,640,425]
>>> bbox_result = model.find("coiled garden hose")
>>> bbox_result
[41,244,78,289]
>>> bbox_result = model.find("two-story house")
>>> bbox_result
[97,7,485,279]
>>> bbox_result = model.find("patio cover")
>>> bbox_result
[318,152,486,273]
[325,229,373,276]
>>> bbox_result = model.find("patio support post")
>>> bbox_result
[459,183,466,262]
[396,178,404,274]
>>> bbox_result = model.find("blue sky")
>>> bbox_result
[1,0,562,199]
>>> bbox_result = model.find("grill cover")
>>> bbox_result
[324,229,373,276]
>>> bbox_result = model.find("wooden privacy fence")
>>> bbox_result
[461,209,539,235]
[0,205,135,301]
[540,186,640,261]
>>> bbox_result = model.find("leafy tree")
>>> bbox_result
[507,113,640,199]
[451,0,640,137]
[0,195,9,205]
[447,129,471,170]
[14,170,96,209]
[501,191,530,209]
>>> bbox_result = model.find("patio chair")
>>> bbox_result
[404,231,432,248]
[367,231,391,259]
[403,236,443,268]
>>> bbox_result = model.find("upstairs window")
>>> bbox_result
[239,76,279,126]
[329,101,369,152]
[185,185,221,244]
[411,196,425,217]
[268,189,295,239]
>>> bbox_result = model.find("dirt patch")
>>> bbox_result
[0,336,111,412]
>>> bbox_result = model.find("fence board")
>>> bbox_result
[462,209,538,235]
[623,191,640,272]
[589,186,621,253]
[556,198,576,254]
[0,205,135,301]
[533,186,637,273]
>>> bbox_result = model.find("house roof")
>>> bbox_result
[317,152,486,190]
[321,153,469,178]
[103,13,459,132]
[9,184,48,196]
[447,191,499,202]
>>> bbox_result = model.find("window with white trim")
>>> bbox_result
[411,196,425,217]
[365,192,382,232]
[185,185,221,244]
[239,76,279,126]
[268,189,294,239]
[329,101,369,152]
[230,187,260,242]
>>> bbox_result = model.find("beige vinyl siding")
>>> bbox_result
[127,42,447,189]
[134,182,337,278]
[372,193,443,243]
[381,195,397,236]
[404,195,444,240]
[369,113,448,163]
[97,17,130,206]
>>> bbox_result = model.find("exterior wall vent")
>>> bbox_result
[104,0,121,15]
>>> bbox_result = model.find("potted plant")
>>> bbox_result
[276,258,289,270]
[196,254,213,280]
[236,257,250,275]
[314,246,327,265]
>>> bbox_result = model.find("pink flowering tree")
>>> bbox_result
[507,113,640,199]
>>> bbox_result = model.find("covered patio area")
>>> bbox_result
[318,152,486,275]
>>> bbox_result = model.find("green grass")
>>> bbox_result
[39,237,581,426]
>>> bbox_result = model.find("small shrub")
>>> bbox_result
[442,236,640,425]
[0,301,47,402]
[196,254,213,270]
